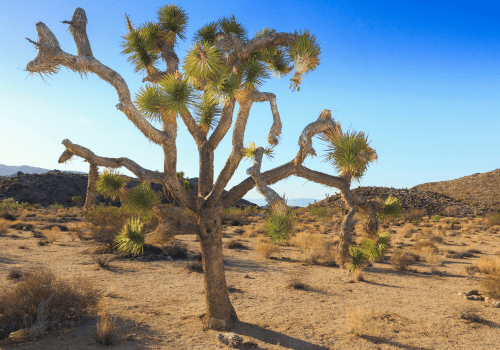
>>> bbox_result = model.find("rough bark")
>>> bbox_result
[198,207,238,330]
[84,162,99,212]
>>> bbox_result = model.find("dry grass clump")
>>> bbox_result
[458,307,485,324]
[481,273,500,299]
[255,238,280,259]
[93,301,118,346]
[43,226,63,243]
[92,255,116,268]
[399,223,414,238]
[402,208,426,222]
[390,250,416,271]
[285,273,310,290]
[476,257,500,275]
[0,266,102,343]
[225,239,247,249]
[186,259,203,273]
[241,224,261,238]
[288,231,337,265]
[412,239,437,252]
[421,246,443,273]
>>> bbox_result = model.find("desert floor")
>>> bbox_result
[0,205,499,350]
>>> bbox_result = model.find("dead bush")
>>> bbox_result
[391,250,416,271]
[477,257,500,275]
[255,239,280,259]
[413,239,436,252]
[481,273,500,299]
[0,267,102,343]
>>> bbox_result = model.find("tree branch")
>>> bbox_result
[25,8,169,146]
[214,32,297,63]
[207,99,236,150]
[57,139,196,210]
[246,147,284,207]
[293,109,336,166]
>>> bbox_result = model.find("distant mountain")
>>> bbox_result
[0,164,87,177]
[243,197,319,208]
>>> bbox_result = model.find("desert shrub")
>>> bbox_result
[255,239,280,258]
[377,196,402,222]
[83,204,155,251]
[413,239,436,252]
[44,227,63,244]
[399,224,414,238]
[481,273,500,299]
[402,208,426,222]
[432,215,441,222]
[47,203,64,210]
[428,234,444,244]
[161,241,188,259]
[309,206,328,218]
[72,196,83,207]
[286,273,310,290]
[225,239,246,249]
[0,266,102,343]
[186,259,203,273]
[422,246,443,272]
[242,225,260,238]
[390,250,416,271]
[477,257,500,275]
[94,306,118,346]
[0,198,22,215]
[486,213,500,227]
[92,255,116,268]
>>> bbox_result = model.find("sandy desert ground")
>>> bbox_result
[0,203,499,350]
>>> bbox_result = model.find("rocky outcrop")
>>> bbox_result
[0,170,257,209]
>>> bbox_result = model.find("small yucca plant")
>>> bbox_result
[113,217,146,256]
[360,231,391,262]
[263,197,296,245]
[346,246,366,274]
[377,196,402,222]
[95,168,130,202]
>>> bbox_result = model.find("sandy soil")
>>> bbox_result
[0,208,499,350]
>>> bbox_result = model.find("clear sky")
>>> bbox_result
[1,0,499,202]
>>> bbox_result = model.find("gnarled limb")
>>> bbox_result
[25,8,169,147]
[59,139,196,211]
[246,147,284,207]
[214,32,297,63]
[208,100,236,150]
[179,109,206,146]
[294,109,336,166]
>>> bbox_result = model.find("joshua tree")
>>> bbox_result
[25,5,386,330]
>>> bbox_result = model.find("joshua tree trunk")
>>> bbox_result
[84,162,99,212]
[198,207,238,329]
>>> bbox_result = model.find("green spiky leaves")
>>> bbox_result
[95,168,130,202]
[263,206,296,245]
[240,57,270,91]
[183,41,222,82]
[134,84,169,124]
[122,181,162,220]
[346,246,366,273]
[156,4,188,42]
[120,25,160,75]
[158,72,195,116]
[114,217,146,257]
[377,196,402,222]
[242,141,275,161]
[193,21,219,45]
[254,27,293,79]
[286,30,321,91]
[218,15,247,39]
[319,123,378,184]
[192,91,221,133]
[361,231,391,262]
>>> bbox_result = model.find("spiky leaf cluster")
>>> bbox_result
[240,57,270,91]
[254,28,293,79]
[218,15,247,39]
[156,4,188,41]
[192,91,221,132]
[286,29,321,74]
[361,232,391,262]
[114,217,145,256]
[95,168,130,202]
[377,196,402,222]
[264,207,296,245]
[120,25,160,74]
[158,72,195,116]
[242,141,275,161]
[134,84,170,124]
[193,21,219,45]
[183,42,222,82]
[346,246,365,273]
[319,123,378,184]
[122,181,162,219]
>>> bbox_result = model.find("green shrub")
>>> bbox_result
[0,198,22,215]
[377,196,402,222]
[432,215,441,222]
[48,203,64,210]
[310,206,328,218]
[486,213,500,226]
[72,196,83,207]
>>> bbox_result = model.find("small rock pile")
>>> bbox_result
[0,170,257,209]
[458,290,500,308]
[312,186,498,218]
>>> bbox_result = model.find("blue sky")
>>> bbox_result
[1,0,499,202]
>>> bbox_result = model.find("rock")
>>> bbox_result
[458,291,467,296]
[467,290,479,296]
[126,333,136,340]
[492,301,500,308]
[471,295,484,301]
[216,332,243,347]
